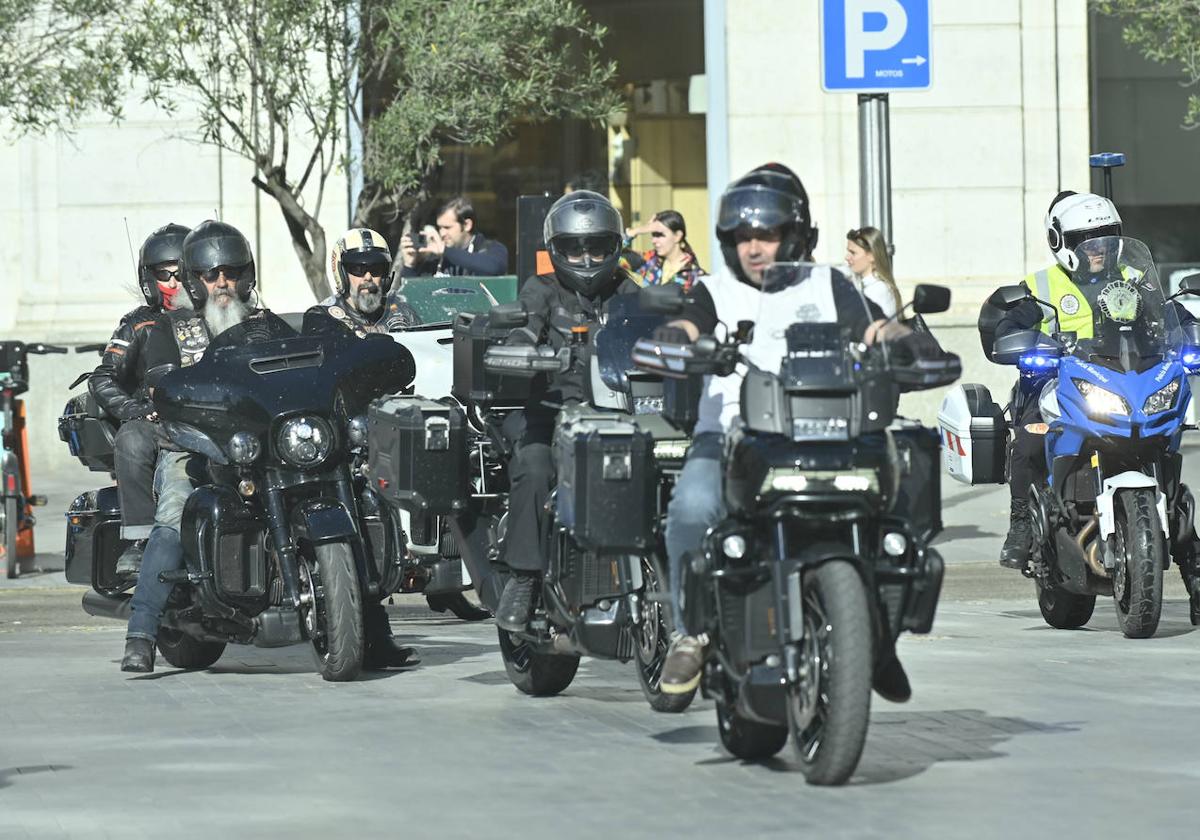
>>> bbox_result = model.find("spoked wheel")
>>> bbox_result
[497,627,579,697]
[1036,578,1095,629]
[3,497,19,579]
[634,556,695,713]
[786,560,872,786]
[300,542,364,681]
[716,697,788,760]
[1112,488,1165,639]
[156,627,226,670]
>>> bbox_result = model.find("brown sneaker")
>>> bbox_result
[661,633,707,695]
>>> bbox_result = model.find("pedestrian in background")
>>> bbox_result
[625,209,705,291]
[400,196,509,277]
[845,226,901,318]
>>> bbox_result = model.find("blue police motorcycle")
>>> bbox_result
[990,237,1200,637]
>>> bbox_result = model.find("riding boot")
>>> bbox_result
[362,601,419,669]
[495,572,538,632]
[120,638,155,673]
[999,498,1033,571]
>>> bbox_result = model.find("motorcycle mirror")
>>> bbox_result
[911,284,951,315]
[988,284,1032,311]
[488,302,529,330]
[1179,275,1200,295]
[639,284,686,316]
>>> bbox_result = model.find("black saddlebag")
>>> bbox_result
[889,420,943,545]
[368,396,470,514]
[64,487,128,593]
[554,409,656,553]
[451,312,535,407]
[57,394,118,473]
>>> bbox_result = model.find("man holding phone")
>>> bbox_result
[400,196,509,277]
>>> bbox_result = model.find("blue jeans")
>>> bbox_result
[663,433,725,635]
[127,452,196,642]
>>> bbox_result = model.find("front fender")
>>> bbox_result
[289,498,358,545]
[1097,471,1168,540]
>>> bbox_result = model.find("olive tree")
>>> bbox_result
[118,0,620,300]
[1093,0,1200,128]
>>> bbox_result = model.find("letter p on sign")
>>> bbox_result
[845,0,908,78]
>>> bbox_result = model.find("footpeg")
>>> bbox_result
[158,569,209,584]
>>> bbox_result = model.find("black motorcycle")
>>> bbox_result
[2,340,67,577]
[633,268,959,784]
[71,311,414,681]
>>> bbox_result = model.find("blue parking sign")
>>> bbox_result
[821,0,931,92]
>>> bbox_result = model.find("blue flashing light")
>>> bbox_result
[1182,348,1200,372]
[1019,354,1059,371]
[1089,152,1126,168]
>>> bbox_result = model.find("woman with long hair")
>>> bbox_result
[626,209,706,291]
[845,226,901,318]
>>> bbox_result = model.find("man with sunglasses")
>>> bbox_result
[316,228,420,335]
[90,223,191,579]
[493,190,642,631]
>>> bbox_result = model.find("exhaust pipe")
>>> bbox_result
[82,590,133,621]
[1076,517,1109,579]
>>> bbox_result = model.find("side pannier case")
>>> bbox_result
[368,396,469,514]
[937,384,1009,485]
[451,312,534,408]
[554,408,656,553]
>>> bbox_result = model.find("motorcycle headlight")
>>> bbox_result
[1073,379,1130,418]
[277,416,334,468]
[1143,380,1181,415]
[760,467,879,495]
[347,415,369,448]
[227,431,262,465]
[652,439,689,462]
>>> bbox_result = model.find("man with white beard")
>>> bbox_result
[120,220,265,672]
[315,228,420,335]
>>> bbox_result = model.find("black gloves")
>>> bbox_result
[652,325,690,345]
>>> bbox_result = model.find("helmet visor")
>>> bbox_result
[342,254,392,277]
[198,264,250,283]
[1063,224,1122,254]
[551,233,621,266]
[716,184,800,234]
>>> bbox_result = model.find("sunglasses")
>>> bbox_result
[153,267,180,282]
[557,236,617,261]
[846,229,869,245]
[650,231,667,239]
[197,265,248,283]
[344,258,391,278]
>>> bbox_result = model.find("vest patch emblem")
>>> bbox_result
[1098,281,1141,323]
[1059,293,1080,316]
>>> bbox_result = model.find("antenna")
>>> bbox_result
[123,217,138,283]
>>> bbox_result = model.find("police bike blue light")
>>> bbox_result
[1182,348,1200,372]
[1019,354,1058,371]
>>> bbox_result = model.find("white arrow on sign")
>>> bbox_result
[901,55,927,66]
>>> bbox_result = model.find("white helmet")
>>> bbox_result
[1045,191,1123,271]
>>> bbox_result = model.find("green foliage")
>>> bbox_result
[0,0,125,131]
[1093,0,1200,127]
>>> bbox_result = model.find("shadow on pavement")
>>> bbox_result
[0,765,71,789]
[934,524,999,543]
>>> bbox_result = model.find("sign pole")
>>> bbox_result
[857,93,893,251]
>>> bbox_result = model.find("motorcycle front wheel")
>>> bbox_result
[1113,488,1165,639]
[634,556,695,713]
[3,496,17,579]
[497,628,579,696]
[787,559,872,786]
[304,542,364,681]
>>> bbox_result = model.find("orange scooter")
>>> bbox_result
[1,340,68,578]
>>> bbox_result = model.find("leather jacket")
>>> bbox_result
[88,305,162,421]
[312,292,421,336]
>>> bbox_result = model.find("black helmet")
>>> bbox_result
[138,223,190,308]
[715,163,818,285]
[180,220,257,310]
[543,190,624,298]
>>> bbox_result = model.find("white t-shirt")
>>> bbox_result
[692,267,845,435]
[858,272,898,319]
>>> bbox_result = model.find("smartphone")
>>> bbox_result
[413,231,428,249]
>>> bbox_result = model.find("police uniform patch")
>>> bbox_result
[1059,293,1080,315]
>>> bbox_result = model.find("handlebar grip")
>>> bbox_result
[28,344,69,354]
[76,344,108,354]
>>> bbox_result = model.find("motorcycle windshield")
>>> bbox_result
[748,262,879,382]
[156,309,415,439]
[594,293,666,394]
[1064,236,1182,372]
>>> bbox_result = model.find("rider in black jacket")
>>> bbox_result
[313,228,421,334]
[90,223,191,578]
[493,190,640,631]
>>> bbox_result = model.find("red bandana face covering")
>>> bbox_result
[159,282,182,310]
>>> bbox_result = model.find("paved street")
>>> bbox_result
[2,471,1200,839]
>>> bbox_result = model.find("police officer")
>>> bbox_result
[990,192,1123,571]
[90,223,191,579]
[318,228,420,335]
[494,190,640,631]
[653,164,930,696]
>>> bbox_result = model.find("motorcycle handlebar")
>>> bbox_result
[27,343,69,355]
[76,343,107,354]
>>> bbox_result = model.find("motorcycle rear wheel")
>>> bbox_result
[497,628,579,696]
[305,542,364,681]
[635,557,695,713]
[1036,579,1095,629]
[157,627,226,670]
[1113,488,1164,639]
[787,559,872,786]
[3,497,17,579]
